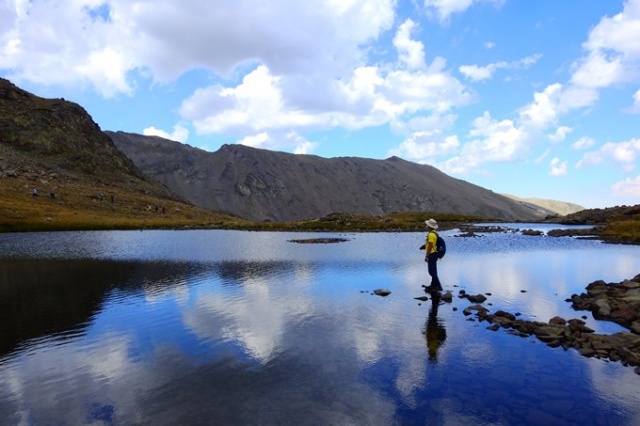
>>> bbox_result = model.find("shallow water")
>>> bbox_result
[0,227,639,425]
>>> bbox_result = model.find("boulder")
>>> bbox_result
[459,274,640,370]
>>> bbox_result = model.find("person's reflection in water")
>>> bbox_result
[424,292,447,363]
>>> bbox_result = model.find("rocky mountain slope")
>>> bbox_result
[0,78,238,231]
[108,131,547,222]
[502,194,584,216]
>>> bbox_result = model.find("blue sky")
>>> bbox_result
[1,0,639,209]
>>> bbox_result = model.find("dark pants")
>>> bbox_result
[428,253,442,288]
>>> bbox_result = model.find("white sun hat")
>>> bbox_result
[425,218,438,229]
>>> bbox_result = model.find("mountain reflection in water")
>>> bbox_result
[0,228,639,425]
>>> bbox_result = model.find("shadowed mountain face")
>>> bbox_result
[108,131,546,222]
[0,78,192,206]
[0,78,144,182]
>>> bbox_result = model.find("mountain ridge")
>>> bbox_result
[108,131,547,222]
[0,76,573,229]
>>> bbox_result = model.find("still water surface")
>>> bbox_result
[0,227,639,425]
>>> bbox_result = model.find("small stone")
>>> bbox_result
[549,316,567,326]
[467,294,487,303]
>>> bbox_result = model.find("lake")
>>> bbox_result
[0,226,639,425]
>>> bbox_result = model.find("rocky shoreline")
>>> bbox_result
[448,274,640,374]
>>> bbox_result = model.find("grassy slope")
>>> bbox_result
[0,146,247,232]
[3,179,639,243]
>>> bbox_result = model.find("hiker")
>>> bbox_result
[422,218,442,292]
[32,188,38,197]
[424,292,447,363]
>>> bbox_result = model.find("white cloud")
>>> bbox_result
[288,131,318,154]
[576,138,640,171]
[583,0,640,59]
[466,111,527,160]
[572,136,596,150]
[411,1,638,178]
[437,111,527,174]
[535,148,551,164]
[424,0,504,23]
[459,54,541,82]
[612,175,640,197]
[0,1,137,96]
[179,28,472,137]
[393,19,426,70]
[238,132,270,148]
[388,130,460,162]
[181,65,299,134]
[518,83,598,133]
[391,112,457,135]
[571,50,626,89]
[518,83,563,129]
[143,124,189,142]
[458,64,497,81]
[547,126,573,143]
[0,0,396,95]
[571,0,640,89]
[237,130,318,154]
[626,88,640,113]
[549,157,568,176]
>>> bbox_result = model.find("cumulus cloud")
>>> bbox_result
[423,0,505,23]
[143,125,189,142]
[571,0,640,89]
[548,126,573,143]
[0,0,396,94]
[465,111,527,161]
[572,136,596,150]
[549,157,568,176]
[178,21,472,140]
[393,19,426,70]
[571,50,626,89]
[388,130,460,162]
[459,0,640,177]
[612,175,640,197]
[0,1,137,97]
[392,1,639,176]
[576,138,640,171]
[237,130,317,154]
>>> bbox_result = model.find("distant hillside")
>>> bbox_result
[108,131,546,222]
[548,204,639,225]
[502,194,585,216]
